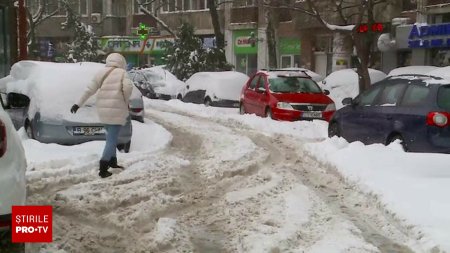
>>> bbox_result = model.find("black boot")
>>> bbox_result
[109,157,124,169]
[99,160,112,178]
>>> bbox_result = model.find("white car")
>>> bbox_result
[321,68,387,109]
[141,66,186,100]
[183,71,249,107]
[0,105,26,230]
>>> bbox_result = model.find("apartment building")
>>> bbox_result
[0,0,17,78]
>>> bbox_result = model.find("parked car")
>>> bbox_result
[240,69,335,121]
[328,74,450,153]
[321,68,387,109]
[387,66,439,76]
[129,86,145,123]
[0,61,133,152]
[183,71,248,107]
[128,70,157,99]
[0,104,26,231]
[141,66,186,100]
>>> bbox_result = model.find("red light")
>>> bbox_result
[426,112,450,127]
[357,23,384,33]
[358,24,369,33]
[131,108,143,113]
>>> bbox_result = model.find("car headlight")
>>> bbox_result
[277,102,294,110]
[324,103,336,111]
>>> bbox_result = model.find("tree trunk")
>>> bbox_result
[267,17,277,68]
[207,0,224,49]
[353,32,371,93]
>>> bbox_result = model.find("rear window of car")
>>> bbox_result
[401,85,431,107]
[268,77,322,93]
[437,85,450,111]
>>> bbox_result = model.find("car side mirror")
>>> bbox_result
[257,87,266,93]
[342,97,353,106]
[323,89,330,95]
[8,93,30,108]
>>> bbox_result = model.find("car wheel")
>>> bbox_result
[239,103,246,115]
[117,141,131,153]
[265,107,273,119]
[204,98,212,107]
[328,122,341,138]
[388,134,408,152]
[25,120,34,139]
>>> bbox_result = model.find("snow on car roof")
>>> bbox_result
[387,66,439,76]
[2,60,105,122]
[186,71,249,101]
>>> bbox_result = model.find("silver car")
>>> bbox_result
[0,61,133,152]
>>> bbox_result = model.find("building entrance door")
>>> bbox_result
[314,52,327,78]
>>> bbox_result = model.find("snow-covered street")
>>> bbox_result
[19,98,448,253]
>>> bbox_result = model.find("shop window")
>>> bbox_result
[80,0,87,15]
[431,48,450,67]
[236,54,257,76]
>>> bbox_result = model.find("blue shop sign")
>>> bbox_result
[408,23,450,48]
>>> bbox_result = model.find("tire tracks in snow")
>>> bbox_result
[146,105,432,253]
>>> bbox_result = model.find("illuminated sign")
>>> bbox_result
[357,23,384,33]
[408,23,450,48]
[98,36,174,53]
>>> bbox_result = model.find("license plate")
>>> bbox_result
[302,111,322,118]
[73,126,105,136]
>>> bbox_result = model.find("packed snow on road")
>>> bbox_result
[15,96,449,253]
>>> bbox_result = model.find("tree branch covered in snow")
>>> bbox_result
[135,0,178,39]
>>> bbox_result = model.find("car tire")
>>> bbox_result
[388,134,408,152]
[265,107,273,119]
[204,97,212,107]
[239,103,246,115]
[328,122,341,138]
[117,141,131,153]
[25,120,34,139]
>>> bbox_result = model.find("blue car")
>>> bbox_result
[328,74,450,153]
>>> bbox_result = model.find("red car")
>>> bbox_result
[239,70,336,121]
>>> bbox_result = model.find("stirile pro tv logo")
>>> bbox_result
[12,206,53,243]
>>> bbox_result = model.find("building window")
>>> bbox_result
[402,0,416,11]
[80,0,88,16]
[134,1,152,14]
[162,0,208,12]
[44,0,62,15]
[232,0,256,7]
[92,0,103,13]
[112,0,126,16]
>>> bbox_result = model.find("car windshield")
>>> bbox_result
[437,85,450,111]
[268,76,322,93]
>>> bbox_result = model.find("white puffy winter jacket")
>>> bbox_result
[77,53,133,126]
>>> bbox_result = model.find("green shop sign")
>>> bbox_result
[279,37,300,55]
[233,29,257,55]
[98,36,175,54]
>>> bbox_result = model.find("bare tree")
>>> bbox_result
[135,0,178,38]
[266,0,396,92]
[26,0,59,57]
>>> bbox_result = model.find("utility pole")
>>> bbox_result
[18,0,28,60]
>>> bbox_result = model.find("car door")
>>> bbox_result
[254,75,269,116]
[340,84,384,143]
[243,74,260,114]
[371,82,407,144]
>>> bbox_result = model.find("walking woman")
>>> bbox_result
[70,53,133,178]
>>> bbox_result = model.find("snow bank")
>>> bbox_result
[306,137,450,251]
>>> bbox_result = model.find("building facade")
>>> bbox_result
[380,0,450,73]
[0,0,17,78]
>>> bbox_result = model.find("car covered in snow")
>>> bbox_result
[139,66,186,100]
[329,74,450,153]
[0,104,26,231]
[240,69,335,121]
[183,71,249,107]
[387,66,439,76]
[0,61,133,152]
[128,70,157,99]
[321,68,387,109]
